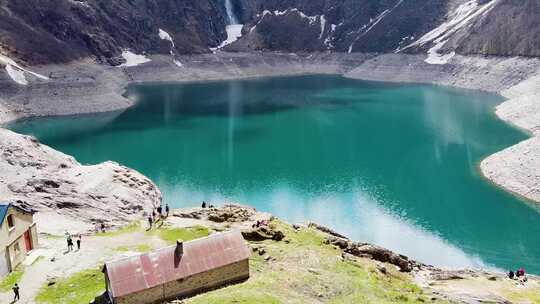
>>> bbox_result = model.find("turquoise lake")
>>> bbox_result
[8,75,540,273]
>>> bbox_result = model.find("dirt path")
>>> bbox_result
[0,223,167,304]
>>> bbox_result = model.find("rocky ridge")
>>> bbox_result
[1,0,539,68]
[0,128,162,234]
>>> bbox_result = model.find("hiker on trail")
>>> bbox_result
[76,235,82,250]
[13,283,20,301]
[100,223,106,233]
[165,204,170,217]
[157,205,162,216]
[148,215,153,229]
[67,236,74,251]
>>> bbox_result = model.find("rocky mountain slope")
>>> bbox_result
[0,0,228,65]
[0,128,161,234]
[0,0,539,70]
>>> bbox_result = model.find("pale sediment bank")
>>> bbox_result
[1,51,539,206]
[0,52,372,124]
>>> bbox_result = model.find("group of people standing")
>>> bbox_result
[148,203,170,229]
[65,232,82,252]
[508,267,527,284]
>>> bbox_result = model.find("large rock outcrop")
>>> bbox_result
[0,128,162,231]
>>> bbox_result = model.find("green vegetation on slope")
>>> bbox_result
[32,220,447,304]
[0,266,24,292]
[35,267,104,304]
[95,221,141,237]
[147,225,210,244]
[189,220,446,304]
[114,244,152,253]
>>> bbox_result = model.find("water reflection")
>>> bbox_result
[8,75,539,273]
[158,179,491,269]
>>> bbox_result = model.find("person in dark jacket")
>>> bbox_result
[13,283,20,301]
[67,236,74,251]
[148,215,154,229]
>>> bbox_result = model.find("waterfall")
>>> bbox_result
[224,0,239,24]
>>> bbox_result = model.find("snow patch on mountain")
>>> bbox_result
[401,0,500,64]
[348,0,405,53]
[250,9,323,34]
[158,28,182,67]
[425,40,456,65]
[0,54,49,85]
[213,25,244,50]
[5,64,27,85]
[158,29,174,46]
[119,51,151,67]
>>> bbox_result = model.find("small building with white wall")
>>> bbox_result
[0,202,38,276]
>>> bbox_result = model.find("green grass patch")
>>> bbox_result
[147,225,209,244]
[186,220,446,304]
[35,267,105,304]
[113,244,152,253]
[113,245,130,252]
[95,221,141,237]
[0,266,24,292]
[190,289,281,304]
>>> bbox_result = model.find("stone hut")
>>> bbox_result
[0,202,38,276]
[103,229,250,304]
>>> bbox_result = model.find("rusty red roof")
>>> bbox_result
[104,229,250,298]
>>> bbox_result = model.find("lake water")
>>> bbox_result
[9,75,540,273]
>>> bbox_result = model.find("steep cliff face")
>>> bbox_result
[450,0,540,57]
[230,0,448,54]
[0,0,228,65]
[231,0,540,58]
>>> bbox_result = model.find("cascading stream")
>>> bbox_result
[224,0,239,25]
[213,0,243,50]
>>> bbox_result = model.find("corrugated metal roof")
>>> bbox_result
[104,229,250,298]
